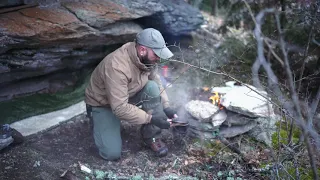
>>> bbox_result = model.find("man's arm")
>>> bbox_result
[150,67,177,119]
[104,63,151,124]
[150,68,170,109]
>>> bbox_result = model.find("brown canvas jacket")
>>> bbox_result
[85,42,170,124]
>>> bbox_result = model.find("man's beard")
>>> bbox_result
[140,53,155,68]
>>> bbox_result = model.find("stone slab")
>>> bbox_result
[10,101,86,136]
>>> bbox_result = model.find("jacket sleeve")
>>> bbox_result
[104,63,151,124]
[150,70,170,109]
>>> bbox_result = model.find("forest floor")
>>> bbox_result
[0,113,270,180]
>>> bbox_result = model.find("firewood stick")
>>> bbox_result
[218,135,243,156]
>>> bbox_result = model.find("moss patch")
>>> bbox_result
[272,121,301,149]
[0,68,93,125]
[280,162,320,180]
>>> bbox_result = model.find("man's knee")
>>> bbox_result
[145,80,160,97]
[99,147,121,161]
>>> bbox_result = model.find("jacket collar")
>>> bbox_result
[127,42,153,72]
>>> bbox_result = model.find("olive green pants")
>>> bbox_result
[88,81,165,160]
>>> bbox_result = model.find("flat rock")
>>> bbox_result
[223,111,255,126]
[187,128,217,140]
[62,1,140,29]
[10,101,86,136]
[188,118,216,131]
[219,121,257,138]
[220,85,275,118]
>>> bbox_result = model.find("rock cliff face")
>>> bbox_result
[0,0,203,102]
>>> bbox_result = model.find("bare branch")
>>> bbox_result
[308,87,320,127]
[264,38,284,66]
[275,9,320,180]
[313,38,320,46]
[297,22,314,96]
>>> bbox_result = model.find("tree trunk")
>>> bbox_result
[211,0,218,16]
[193,0,203,8]
[280,0,286,29]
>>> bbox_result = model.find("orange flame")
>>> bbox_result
[209,92,224,109]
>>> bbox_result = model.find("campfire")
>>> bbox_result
[181,81,279,147]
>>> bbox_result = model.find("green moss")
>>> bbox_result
[272,122,301,149]
[191,138,228,157]
[0,68,93,125]
[131,175,143,180]
[279,163,320,180]
[207,140,230,156]
[220,36,257,64]
[94,170,107,179]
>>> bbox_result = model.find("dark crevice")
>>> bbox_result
[60,4,99,31]
[0,1,25,9]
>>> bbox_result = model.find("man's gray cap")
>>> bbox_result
[136,28,173,59]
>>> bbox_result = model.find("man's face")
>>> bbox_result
[140,48,160,68]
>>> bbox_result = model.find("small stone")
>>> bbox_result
[195,49,200,53]
[33,161,40,167]
[211,109,227,126]
[263,149,272,157]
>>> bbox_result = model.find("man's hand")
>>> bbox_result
[164,107,177,119]
[150,114,170,129]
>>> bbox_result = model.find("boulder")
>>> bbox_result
[0,0,204,101]
[185,100,219,122]
[220,85,275,118]
[248,115,280,146]
[134,0,204,36]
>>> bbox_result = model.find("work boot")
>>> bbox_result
[0,124,24,150]
[0,124,13,150]
[149,138,168,157]
[10,128,24,145]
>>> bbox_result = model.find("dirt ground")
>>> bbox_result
[0,114,194,180]
[0,114,218,180]
[0,112,268,180]
[0,113,268,180]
